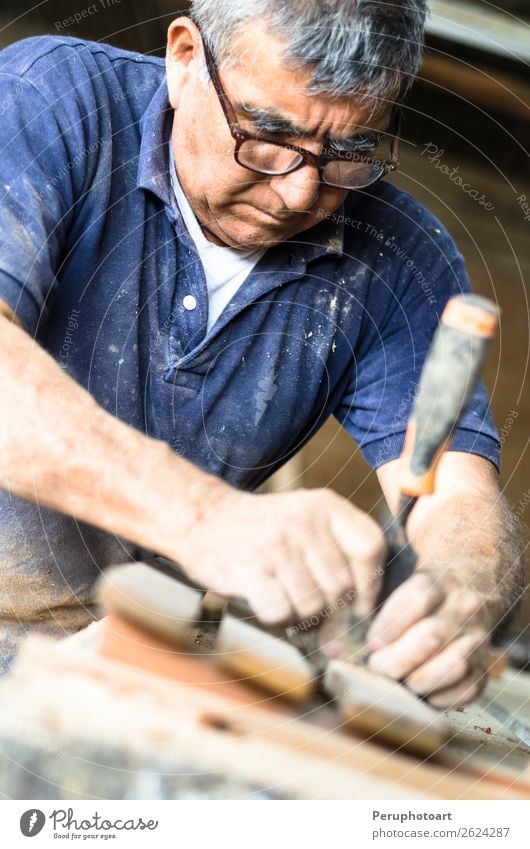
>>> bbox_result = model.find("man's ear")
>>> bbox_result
[165,17,203,110]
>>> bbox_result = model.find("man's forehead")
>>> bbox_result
[234,97,392,139]
[223,18,395,137]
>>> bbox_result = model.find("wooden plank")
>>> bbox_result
[216,615,315,704]
[99,613,299,712]
[93,617,529,799]
[97,562,204,649]
[66,620,530,790]
[0,636,426,800]
[324,660,451,758]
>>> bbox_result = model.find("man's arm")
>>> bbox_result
[370,452,525,707]
[0,300,386,624]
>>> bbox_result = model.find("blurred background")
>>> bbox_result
[0,2,528,623]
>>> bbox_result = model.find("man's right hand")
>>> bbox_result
[179,487,387,626]
[0,302,385,628]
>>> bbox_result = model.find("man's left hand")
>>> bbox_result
[366,567,492,708]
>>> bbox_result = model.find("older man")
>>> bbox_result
[0,0,523,703]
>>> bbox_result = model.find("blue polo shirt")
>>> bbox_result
[0,36,500,490]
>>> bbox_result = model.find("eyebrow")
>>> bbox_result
[235,101,387,151]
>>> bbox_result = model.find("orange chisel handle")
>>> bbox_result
[399,293,500,499]
[375,294,500,608]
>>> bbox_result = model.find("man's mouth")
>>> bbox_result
[251,205,296,223]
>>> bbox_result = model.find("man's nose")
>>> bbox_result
[271,164,321,213]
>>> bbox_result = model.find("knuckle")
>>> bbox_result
[286,514,308,536]
[329,569,354,598]
[442,571,461,592]
[256,561,278,582]
[466,630,489,655]
[415,571,446,609]
[419,617,449,652]
[416,568,441,593]
[318,486,339,501]
[314,488,341,511]
[447,659,468,687]
[328,556,354,585]
[295,591,323,619]
[355,532,386,566]
[332,563,354,585]
[315,578,341,605]
[459,589,483,618]
[256,602,291,626]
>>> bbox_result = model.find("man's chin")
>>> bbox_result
[208,209,312,251]
[204,221,285,250]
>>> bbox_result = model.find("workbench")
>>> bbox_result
[0,622,528,800]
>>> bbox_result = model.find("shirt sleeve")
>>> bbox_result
[0,72,73,333]
[336,229,500,472]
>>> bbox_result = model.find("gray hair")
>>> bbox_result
[190,0,427,104]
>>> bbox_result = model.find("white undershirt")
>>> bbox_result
[169,145,265,332]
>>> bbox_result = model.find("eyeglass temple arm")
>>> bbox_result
[201,38,240,129]
[390,108,401,163]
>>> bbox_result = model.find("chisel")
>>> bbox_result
[378,292,501,607]
[307,292,501,665]
[318,293,530,748]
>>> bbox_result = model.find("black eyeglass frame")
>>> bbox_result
[200,36,401,189]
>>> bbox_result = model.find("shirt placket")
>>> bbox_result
[171,248,209,359]
[161,197,209,367]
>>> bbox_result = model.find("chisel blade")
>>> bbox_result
[478,695,530,749]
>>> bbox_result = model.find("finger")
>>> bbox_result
[318,604,369,660]
[329,500,386,615]
[405,632,487,696]
[302,522,354,606]
[278,542,328,621]
[367,569,446,648]
[246,576,293,625]
[368,614,457,681]
[427,668,489,709]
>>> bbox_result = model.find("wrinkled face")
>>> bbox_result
[166,17,394,249]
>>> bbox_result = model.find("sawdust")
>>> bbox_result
[191,627,217,652]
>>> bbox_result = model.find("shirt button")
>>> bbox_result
[183,295,197,311]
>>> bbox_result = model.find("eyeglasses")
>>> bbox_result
[201,36,401,191]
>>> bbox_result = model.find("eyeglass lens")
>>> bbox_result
[236,139,387,189]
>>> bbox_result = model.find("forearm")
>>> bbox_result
[0,314,228,567]
[0,311,390,624]
[407,488,525,635]
[372,454,524,704]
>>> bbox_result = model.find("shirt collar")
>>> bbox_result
[137,79,345,261]
[136,79,174,208]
